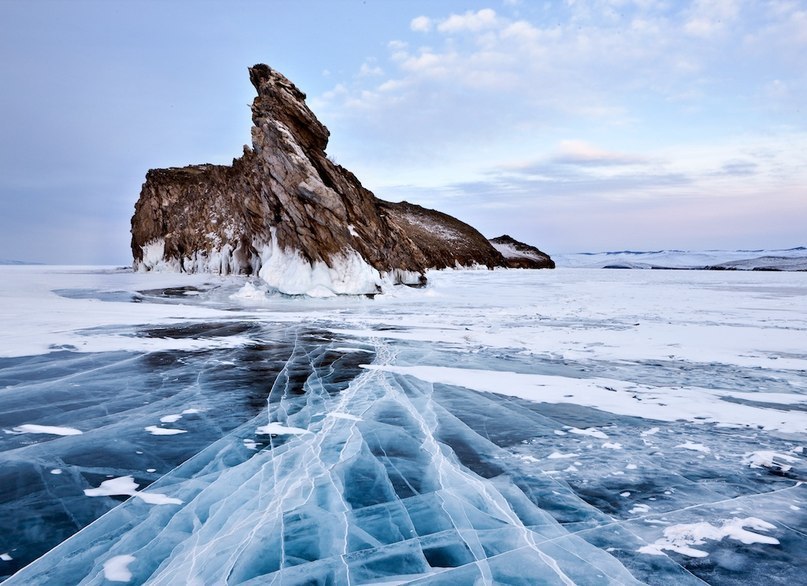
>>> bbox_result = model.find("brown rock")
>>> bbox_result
[130,64,551,293]
[489,235,555,269]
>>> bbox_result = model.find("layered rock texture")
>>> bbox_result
[489,235,556,269]
[131,64,553,295]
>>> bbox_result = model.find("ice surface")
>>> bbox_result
[0,265,805,584]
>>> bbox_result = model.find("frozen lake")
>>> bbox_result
[0,266,805,584]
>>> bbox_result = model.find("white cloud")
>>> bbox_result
[313,1,807,252]
[683,0,739,38]
[553,140,647,166]
[437,9,499,33]
[358,60,383,77]
[410,16,432,33]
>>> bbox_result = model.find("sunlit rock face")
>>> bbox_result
[130,65,522,295]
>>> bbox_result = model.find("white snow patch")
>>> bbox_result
[103,554,136,582]
[743,450,799,472]
[159,414,182,424]
[11,424,82,436]
[620,491,631,497]
[569,427,610,439]
[626,464,638,470]
[327,412,362,421]
[491,241,544,262]
[144,426,186,436]
[676,442,711,453]
[257,233,381,296]
[50,469,62,475]
[547,451,579,459]
[84,476,182,505]
[641,427,660,437]
[229,282,268,302]
[1,553,12,561]
[136,239,177,272]
[243,439,259,451]
[361,363,807,435]
[639,517,779,558]
[630,504,651,514]
[602,442,623,450]
[256,422,310,435]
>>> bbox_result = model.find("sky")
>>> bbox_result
[1,0,805,264]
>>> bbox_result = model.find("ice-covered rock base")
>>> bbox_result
[136,236,424,296]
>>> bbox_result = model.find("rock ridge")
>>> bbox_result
[489,235,555,269]
[131,64,553,295]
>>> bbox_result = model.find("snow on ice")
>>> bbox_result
[0,263,805,584]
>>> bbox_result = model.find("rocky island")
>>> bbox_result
[131,64,553,295]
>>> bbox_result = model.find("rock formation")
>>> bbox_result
[131,64,553,295]
[489,235,555,269]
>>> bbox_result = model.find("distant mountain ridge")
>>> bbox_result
[555,248,807,271]
[0,259,42,265]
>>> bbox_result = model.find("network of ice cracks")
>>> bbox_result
[1,269,805,585]
[2,334,646,584]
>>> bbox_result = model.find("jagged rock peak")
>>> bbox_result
[489,235,555,269]
[131,64,552,296]
[248,64,329,154]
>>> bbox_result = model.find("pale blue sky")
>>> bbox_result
[1,0,804,263]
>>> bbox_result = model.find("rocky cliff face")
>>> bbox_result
[131,64,552,295]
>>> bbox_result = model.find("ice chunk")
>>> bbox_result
[229,281,268,302]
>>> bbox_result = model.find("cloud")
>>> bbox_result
[437,9,499,33]
[551,140,648,167]
[718,160,758,176]
[410,16,431,33]
[684,0,739,38]
[312,2,807,251]
[358,60,383,77]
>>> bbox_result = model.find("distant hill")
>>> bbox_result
[555,247,807,271]
[0,259,42,265]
